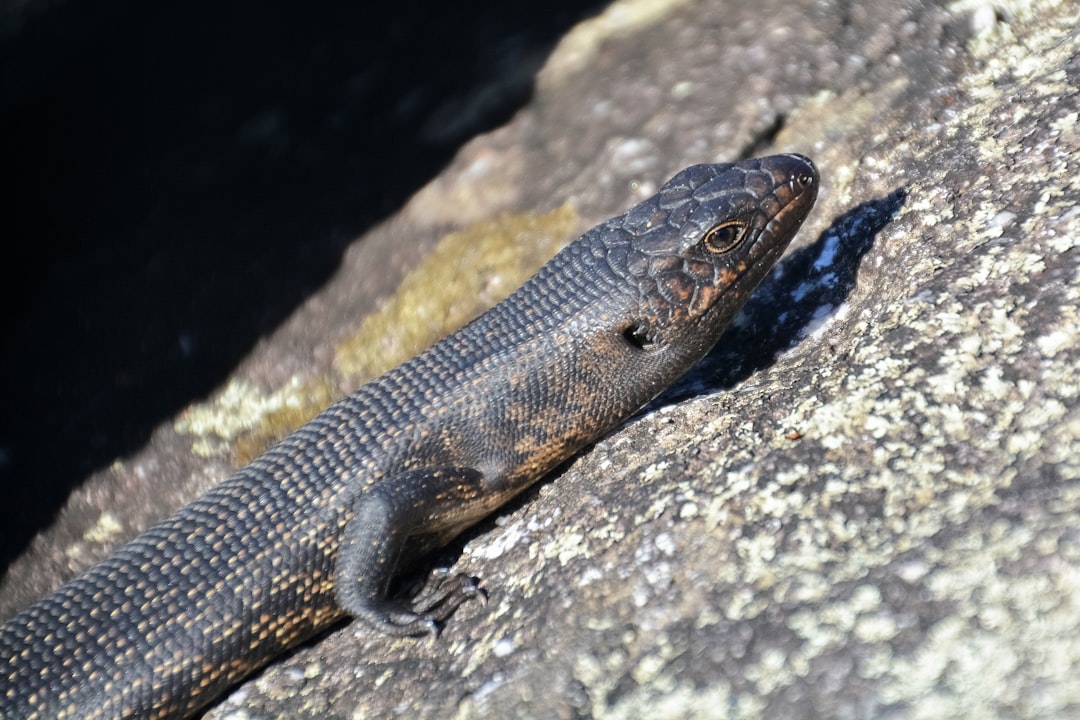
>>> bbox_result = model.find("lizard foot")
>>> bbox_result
[353,571,484,637]
[410,568,486,618]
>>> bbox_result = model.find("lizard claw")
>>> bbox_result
[355,570,484,637]
[410,569,485,618]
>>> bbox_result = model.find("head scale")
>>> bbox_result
[606,154,818,355]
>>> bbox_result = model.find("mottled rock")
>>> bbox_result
[3,0,1078,718]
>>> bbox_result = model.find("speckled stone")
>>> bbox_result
[4,0,1078,718]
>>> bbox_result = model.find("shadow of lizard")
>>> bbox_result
[663,187,909,402]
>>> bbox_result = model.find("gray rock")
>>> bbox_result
[7,0,1080,718]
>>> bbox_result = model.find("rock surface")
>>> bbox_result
[4,0,1079,718]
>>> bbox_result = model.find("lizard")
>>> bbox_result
[0,153,818,719]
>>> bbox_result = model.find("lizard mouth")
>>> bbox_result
[748,154,819,273]
[766,154,819,237]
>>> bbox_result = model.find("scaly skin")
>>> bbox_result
[0,154,818,720]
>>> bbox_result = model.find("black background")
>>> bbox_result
[0,0,606,573]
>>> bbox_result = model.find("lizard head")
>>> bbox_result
[607,153,818,359]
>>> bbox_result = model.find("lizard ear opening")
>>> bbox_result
[622,322,656,351]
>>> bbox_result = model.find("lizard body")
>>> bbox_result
[0,154,818,719]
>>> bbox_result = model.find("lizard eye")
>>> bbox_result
[702,220,748,254]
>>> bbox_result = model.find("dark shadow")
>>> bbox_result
[659,187,909,403]
[0,0,608,572]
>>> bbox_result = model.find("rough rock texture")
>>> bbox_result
[4,0,1080,717]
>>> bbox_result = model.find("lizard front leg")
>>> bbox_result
[334,467,491,635]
